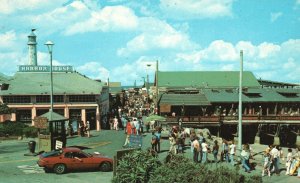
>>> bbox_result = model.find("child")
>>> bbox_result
[262,152,271,177]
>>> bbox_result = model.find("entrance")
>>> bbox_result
[86,109,96,130]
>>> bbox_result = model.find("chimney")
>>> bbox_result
[28,29,37,66]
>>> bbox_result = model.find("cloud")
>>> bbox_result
[0,0,65,14]
[65,5,138,35]
[270,12,283,22]
[0,31,17,50]
[117,17,198,56]
[159,0,234,19]
[76,62,110,81]
[177,39,300,83]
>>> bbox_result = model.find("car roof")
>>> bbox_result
[63,147,82,152]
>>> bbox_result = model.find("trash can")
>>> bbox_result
[28,141,36,153]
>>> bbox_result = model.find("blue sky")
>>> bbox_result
[0,0,300,85]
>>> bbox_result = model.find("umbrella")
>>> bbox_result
[144,114,166,122]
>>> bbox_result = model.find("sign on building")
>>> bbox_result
[18,65,73,72]
[160,104,171,113]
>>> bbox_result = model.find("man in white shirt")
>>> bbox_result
[229,141,236,166]
[270,145,280,175]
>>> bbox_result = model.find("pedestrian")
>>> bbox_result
[169,133,177,154]
[286,148,293,175]
[113,116,119,131]
[221,139,229,162]
[192,137,200,163]
[154,128,161,153]
[269,145,280,175]
[229,141,236,166]
[262,151,271,177]
[213,140,219,163]
[241,144,251,173]
[201,138,208,163]
[85,121,90,138]
[79,121,85,137]
[151,131,158,152]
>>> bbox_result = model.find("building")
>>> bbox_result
[0,30,107,131]
[155,71,300,146]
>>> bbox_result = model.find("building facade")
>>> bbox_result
[0,30,106,131]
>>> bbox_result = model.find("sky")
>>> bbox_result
[0,0,300,86]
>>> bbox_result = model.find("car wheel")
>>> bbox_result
[53,164,66,174]
[99,162,112,172]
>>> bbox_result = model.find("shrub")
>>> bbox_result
[112,151,262,183]
[23,126,38,138]
[0,121,27,136]
[112,149,161,183]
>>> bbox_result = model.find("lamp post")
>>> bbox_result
[142,77,145,88]
[238,50,243,154]
[146,64,151,94]
[45,41,54,113]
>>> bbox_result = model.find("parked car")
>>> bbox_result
[37,147,113,174]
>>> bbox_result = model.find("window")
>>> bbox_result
[243,93,262,98]
[69,95,96,103]
[3,96,31,103]
[36,95,64,103]
[278,92,298,98]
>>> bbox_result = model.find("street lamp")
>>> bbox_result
[45,41,54,113]
[146,64,151,94]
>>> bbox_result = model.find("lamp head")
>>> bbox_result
[45,41,54,53]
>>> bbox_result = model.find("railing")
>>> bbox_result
[165,115,300,123]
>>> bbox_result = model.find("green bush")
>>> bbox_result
[0,121,27,136]
[23,126,38,138]
[113,151,262,183]
[0,103,14,114]
[149,154,262,183]
[112,150,161,183]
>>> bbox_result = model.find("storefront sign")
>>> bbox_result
[18,65,73,72]
[34,117,48,129]
[160,104,171,113]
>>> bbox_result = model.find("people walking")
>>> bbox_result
[241,144,251,173]
[229,141,236,165]
[85,121,90,138]
[213,140,219,163]
[192,137,200,163]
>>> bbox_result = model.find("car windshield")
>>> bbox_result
[41,150,61,158]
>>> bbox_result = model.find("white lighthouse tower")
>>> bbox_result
[28,29,37,66]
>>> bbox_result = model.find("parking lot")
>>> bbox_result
[0,130,299,183]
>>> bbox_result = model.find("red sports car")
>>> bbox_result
[37,147,113,174]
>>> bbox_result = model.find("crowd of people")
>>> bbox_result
[103,88,300,179]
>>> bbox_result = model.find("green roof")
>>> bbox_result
[0,72,103,95]
[203,88,300,103]
[157,71,260,88]
[0,72,10,82]
[40,111,68,121]
[160,93,211,106]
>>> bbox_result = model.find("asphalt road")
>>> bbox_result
[0,130,299,183]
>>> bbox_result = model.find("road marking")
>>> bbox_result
[17,164,45,174]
